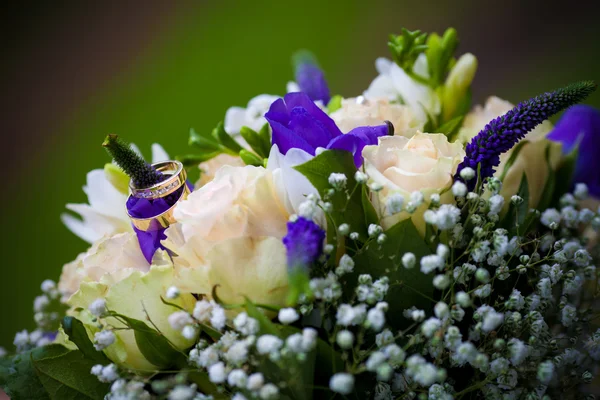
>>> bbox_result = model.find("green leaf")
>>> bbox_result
[295,150,369,240]
[351,219,433,329]
[62,317,109,364]
[0,348,52,400]
[186,371,225,398]
[499,140,529,182]
[112,313,186,368]
[502,173,530,236]
[244,300,281,337]
[177,152,222,167]
[240,126,269,158]
[239,149,263,166]
[551,145,578,207]
[32,345,110,400]
[438,115,464,138]
[189,127,220,151]
[537,143,557,212]
[213,122,243,153]
[361,184,379,227]
[258,123,271,148]
[327,95,343,114]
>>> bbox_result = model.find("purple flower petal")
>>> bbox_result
[282,93,342,137]
[283,217,325,269]
[327,124,390,167]
[289,107,335,149]
[548,105,600,196]
[266,117,315,155]
[296,63,331,104]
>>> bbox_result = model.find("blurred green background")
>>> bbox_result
[1,0,599,347]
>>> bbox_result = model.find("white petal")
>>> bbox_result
[375,57,393,75]
[82,170,129,219]
[224,106,247,135]
[151,143,170,163]
[286,81,300,93]
[61,212,100,244]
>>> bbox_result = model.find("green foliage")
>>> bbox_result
[499,140,530,182]
[0,344,110,400]
[426,28,458,87]
[388,28,428,72]
[351,219,433,330]
[108,312,186,368]
[294,150,369,240]
[551,145,579,207]
[62,317,109,364]
[327,95,343,114]
[186,121,243,165]
[438,115,464,140]
[239,149,263,166]
[501,174,530,236]
[240,126,271,159]
[537,143,557,212]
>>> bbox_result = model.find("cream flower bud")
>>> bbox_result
[442,53,478,121]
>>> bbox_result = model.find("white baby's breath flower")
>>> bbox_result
[94,330,116,351]
[88,298,107,317]
[329,373,355,395]
[278,308,299,325]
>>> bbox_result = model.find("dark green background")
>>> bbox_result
[2,1,599,347]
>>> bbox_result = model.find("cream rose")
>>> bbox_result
[195,153,245,187]
[164,165,291,307]
[362,132,465,233]
[58,232,151,301]
[330,97,421,137]
[58,232,196,370]
[457,96,562,208]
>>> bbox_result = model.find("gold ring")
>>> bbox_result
[127,160,190,231]
[129,160,187,199]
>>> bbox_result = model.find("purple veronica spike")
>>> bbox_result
[456,81,597,190]
[548,105,600,197]
[266,92,390,167]
[283,217,326,269]
[296,62,331,105]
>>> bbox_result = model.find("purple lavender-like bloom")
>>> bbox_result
[266,92,390,167]
[456,81,596,190]
[548,105,600,197]
[283,217,326,269]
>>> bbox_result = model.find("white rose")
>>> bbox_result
[330,97,421,137]
[225,94,279,135]
[58,232,151,301]
[164,165,291,307]
[364,57,440,126]
[362,132,465,233]
[457,96,562,208]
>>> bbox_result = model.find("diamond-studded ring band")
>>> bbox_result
[129,160,186,200]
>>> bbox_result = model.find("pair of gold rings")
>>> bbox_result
[126,160,190,231]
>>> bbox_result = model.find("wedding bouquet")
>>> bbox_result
[3,27,600,400]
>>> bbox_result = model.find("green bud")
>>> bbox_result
[239,149,263,166]
[442,53,478,121]
[103,163,130,195]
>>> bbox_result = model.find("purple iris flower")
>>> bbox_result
[126,184,191,263]
[548,105,600,197]
[296,62,330,105]
[283,217,326,269]
[265,92,390,167]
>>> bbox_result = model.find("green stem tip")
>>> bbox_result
[102,134,163,188]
